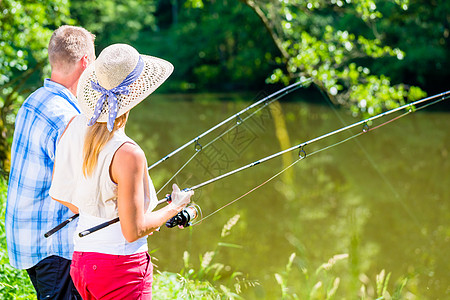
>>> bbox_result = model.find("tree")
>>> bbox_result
[370,0,450,93]
[242,0,427,118]
[0,0,72,174]
[69,0,158,52]
[139,0,280,91]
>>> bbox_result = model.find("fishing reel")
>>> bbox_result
[166,205,200,228]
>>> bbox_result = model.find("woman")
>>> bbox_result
[50,44,193,299]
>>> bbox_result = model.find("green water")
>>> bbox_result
[126,91,449,299]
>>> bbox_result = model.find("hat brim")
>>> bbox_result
[77,54,174,122]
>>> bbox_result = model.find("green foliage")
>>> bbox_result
[243,0,428,118]
[371,0,450,91]
[70,0,273,91]
[69,0,158,51]
[136,0,279,91]
[0,177,35,299]
[0,0,72,174]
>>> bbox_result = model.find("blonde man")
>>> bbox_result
[5,25,95,300]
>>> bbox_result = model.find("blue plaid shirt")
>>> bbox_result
[5,79,81,269]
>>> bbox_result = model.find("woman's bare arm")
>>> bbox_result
[112,142,192,243]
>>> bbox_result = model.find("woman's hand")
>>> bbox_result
[170,183,194,210]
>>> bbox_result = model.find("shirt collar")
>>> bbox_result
[44,79,80,113]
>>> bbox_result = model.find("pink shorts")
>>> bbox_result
[71,251,153,300]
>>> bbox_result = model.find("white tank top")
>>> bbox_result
[50,114,158,255]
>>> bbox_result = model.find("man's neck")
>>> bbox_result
[50,72,79,97]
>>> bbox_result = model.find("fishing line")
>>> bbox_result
[146,90,450,201]
[187,90,450,194]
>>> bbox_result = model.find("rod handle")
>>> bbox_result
[44,214,79,238]
[78,217,120,237]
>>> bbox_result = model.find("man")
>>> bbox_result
[5,25,95,299]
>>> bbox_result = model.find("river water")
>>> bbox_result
[126,90,449,299]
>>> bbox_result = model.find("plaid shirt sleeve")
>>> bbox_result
[5,80,80,269]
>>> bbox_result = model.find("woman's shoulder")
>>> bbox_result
[116,142,145,158]
[111,142,146,183]
[114,142,146,168]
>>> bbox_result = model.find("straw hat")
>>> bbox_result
[77,43,174,127]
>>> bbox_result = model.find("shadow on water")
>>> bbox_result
[126,90,449,299]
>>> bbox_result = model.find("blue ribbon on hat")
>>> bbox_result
[88,56,145,132]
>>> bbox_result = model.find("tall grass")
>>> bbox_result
[153,214,258,299]
[273,252,409,299]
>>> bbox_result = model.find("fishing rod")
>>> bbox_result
[75,89,450,236]
[44,79,311,238]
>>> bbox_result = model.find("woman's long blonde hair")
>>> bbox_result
[82,113,128,177]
